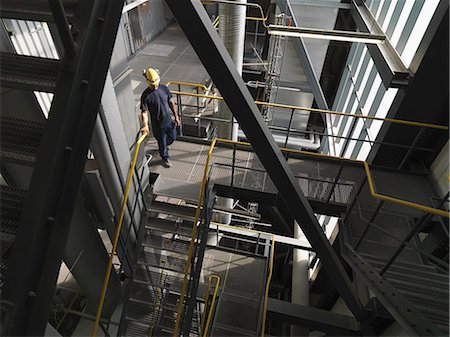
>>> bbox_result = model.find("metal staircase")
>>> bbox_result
[341,178,449,336]
[119,188,215,336]
[0,0,125,334]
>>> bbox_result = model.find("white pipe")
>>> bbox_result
[238,129,321,150]
[291,221,309,336]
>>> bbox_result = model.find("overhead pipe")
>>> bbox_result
[215,0,247,225]
[238,129,321,150]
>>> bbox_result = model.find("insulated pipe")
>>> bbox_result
[216,0,247,225]
[238,130,321,150]
[291,221,309,336]
[216,0,247,141]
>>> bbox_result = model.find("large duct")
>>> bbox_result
[216,0,247,141]
[215,0,247,225]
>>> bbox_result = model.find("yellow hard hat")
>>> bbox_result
[144,68,160,86]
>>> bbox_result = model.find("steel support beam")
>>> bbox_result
[3,0,125,335]
[164,0,363,320]
[277,0,329,111]
[350,0,411,88]
[267,298,360,335]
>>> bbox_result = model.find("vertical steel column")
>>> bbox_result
[3,1,125,335]
[164,0,363,320]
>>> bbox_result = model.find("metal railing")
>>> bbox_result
[344,188,449,275]
[171,138,276,337]
[200,275,220,337]
[91,132,148,337]
[169,89,448,164]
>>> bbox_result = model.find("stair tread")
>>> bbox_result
[0,0,78,22]
[0,53,60,92]
[359,253,448,277]
[149,201,197,219]
[386,276,449,295]
[146,217,193,236]
[378,268,449,288]
[397,288,449,307]
[138,250,187,274]
[0,116,44,164]
[142,233,190,255]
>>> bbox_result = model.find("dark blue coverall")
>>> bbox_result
[140,84,177,160]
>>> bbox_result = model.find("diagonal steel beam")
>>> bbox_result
[164,0,363,320]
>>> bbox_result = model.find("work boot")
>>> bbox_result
[162,159,172,168]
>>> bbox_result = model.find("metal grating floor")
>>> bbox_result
[0,0,78,22]
[0,116,44,164]
[0,53,60,92]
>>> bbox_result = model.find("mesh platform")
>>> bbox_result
[0,116,44,164]
[0,53,60,92]
[0,0,78,22]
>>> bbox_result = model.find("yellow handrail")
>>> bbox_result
[201,275,221,337]
[172,137,276,337]
[148,268,165,337]
[91,132,148,337]
[166,81,207,91]
[172,138,217,336]
[212,16,220,28]
[170,90,448,131]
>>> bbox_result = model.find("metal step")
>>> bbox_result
[360,255,449,283]
[0,53,60,92]
[396,288,448,310]
[358,252,445,271]
[372,267,449,289]
[142,233,190,256]
[134,265,185,288]
[0,185,27,290]
[0,116,44,165]
[138,250,187,275]
[146,217,194,237]
[385,276,449,296]
[149,201,197,220]
[0,0,78,22]
[412,304,449,331]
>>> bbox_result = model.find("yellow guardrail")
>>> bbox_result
[200,275,221,337]
[173,137,276,337]
[171,90,448,131]
[148,268,165,337]
[172,138,218,336]
[91,132,148,337]
[212,16,220,28]
[166,81,208,91]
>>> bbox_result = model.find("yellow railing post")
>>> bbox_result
[172,139,217,337]
[201,275,221,337]
[91,132,148,337]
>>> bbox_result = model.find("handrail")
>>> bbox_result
[213,138,448,217]
[166,81,208,91]
[201,275,221,337]
[173,138,276,336]
[170,90,448,131]
[212,16,220,28]
[172,139,217,336]
[91,132,148,337]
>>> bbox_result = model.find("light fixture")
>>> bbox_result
[267,25,385,44]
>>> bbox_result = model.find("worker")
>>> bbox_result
[140,68,180,168]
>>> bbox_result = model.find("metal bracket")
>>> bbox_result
[350,0,412,88]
